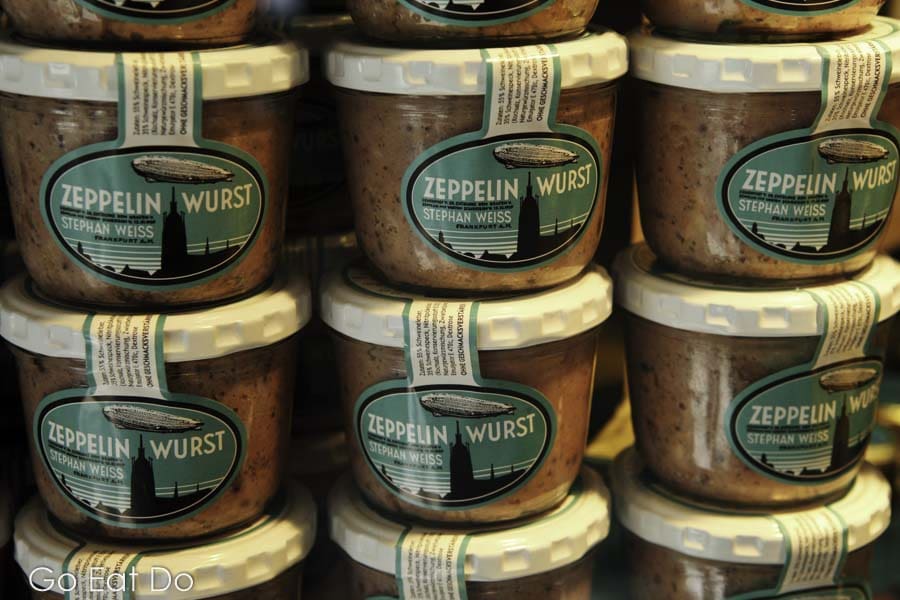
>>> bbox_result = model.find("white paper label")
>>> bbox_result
[815,40,890,134]
[398,530,468,600]
[121,52,197,147]
[407,300,478,388]
[775,509,846,594]
[484,45,555,137]
[64,547,139,600]
[88,314,165,399]
[811,282,879,369]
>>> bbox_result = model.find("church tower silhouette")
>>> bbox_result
[829,399,852,473]
[130,434,157,516]
[449,421,475,498]
[160,187,188,273]
[826,169,854,251]
[515,172,541,260]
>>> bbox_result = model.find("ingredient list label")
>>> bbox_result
[727,283,882,483]
[777,509,846,593]
[718,36,899,264]
[740,0,860,13]
[75,0,235,23]
[41,52,267,291]
[402,44,601,272]
[34,314,246,529]
[62,547,140,600]
[398,530,468,600]
[351,269,556,511]
[398,0,555,25]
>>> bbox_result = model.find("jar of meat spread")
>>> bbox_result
[613,448,891,600]
[614,244,900,507]
[321,262,612,523]
[641,0,883,41]
[631,20,900,283]
[346,0,598,45]
[330,466,610,600]
[0,0,258,46]
[326,33,626,292]
[286,14,354,237]
[0,269,311,541]
[0,38,307,308]
[15,481,316,600]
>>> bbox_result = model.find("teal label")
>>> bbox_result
[729,360,881,482]
[718,37,899,264]
[398,0,556,25]
[40,52,267,291]
[727,282,882,485]
[75,0,235,23]
[357,384,552,508]
[740,0,860,14]
[35,394,244,527]
[402,45,602,272]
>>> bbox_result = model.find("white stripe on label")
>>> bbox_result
[484,45,556,138]
[776,509,846,594]
[407,300,478,388]
[89,314,165,399]
[399,530,467,600]
[121,52,197,148]
[814,40,889,134]
[811,282,878,369]
[64,547,138,600]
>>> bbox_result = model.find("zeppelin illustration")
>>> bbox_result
[818,138,890,164]
[132,155,235,184]
[103,405,203,433]
[493,143,578,169]
[420,393,516,418]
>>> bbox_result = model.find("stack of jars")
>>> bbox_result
[612,3,900,598]
[0,3,320,598]
[314,3,624,598]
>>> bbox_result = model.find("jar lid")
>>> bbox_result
[0,36,309,102]
[630,17,900,93]
[14,481,316,599]
[329,466,610,582]
[320,263,614,350]
[0,269,312,363]
[613,245,900,338]
[325,29,628,96]
[612,449,891,565]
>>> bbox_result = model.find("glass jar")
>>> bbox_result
[326,33,626,292]
[0,38,306,308]
[321,263,612,523]
[16,481,316,600]
[0,0,258,46]
[631,22,900,283]
[613,449,890,600]
[614,245,900,506]
[346,0,598,44]
[641,0,883,41]
[0,270,311,541]
[330,466,610,600]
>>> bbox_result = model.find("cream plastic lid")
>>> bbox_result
[320,263,614,350]
[0,270,311,363]
[330,467,610,582]
[0,36,308,102]
[325,29,628,95]
[630,17,900,93]
[15,481,316,599]
[613,245,900,338]
[612,449,891,566]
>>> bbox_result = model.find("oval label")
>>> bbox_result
[720,130,899,262]
[357,384,554,508]
[728,360,882,483]
[75,0,234,21]
[405,134,600,270]
[43,147,265,289]
[36,394,245,527]
[398,0,556,23]
[741,0,860,13]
